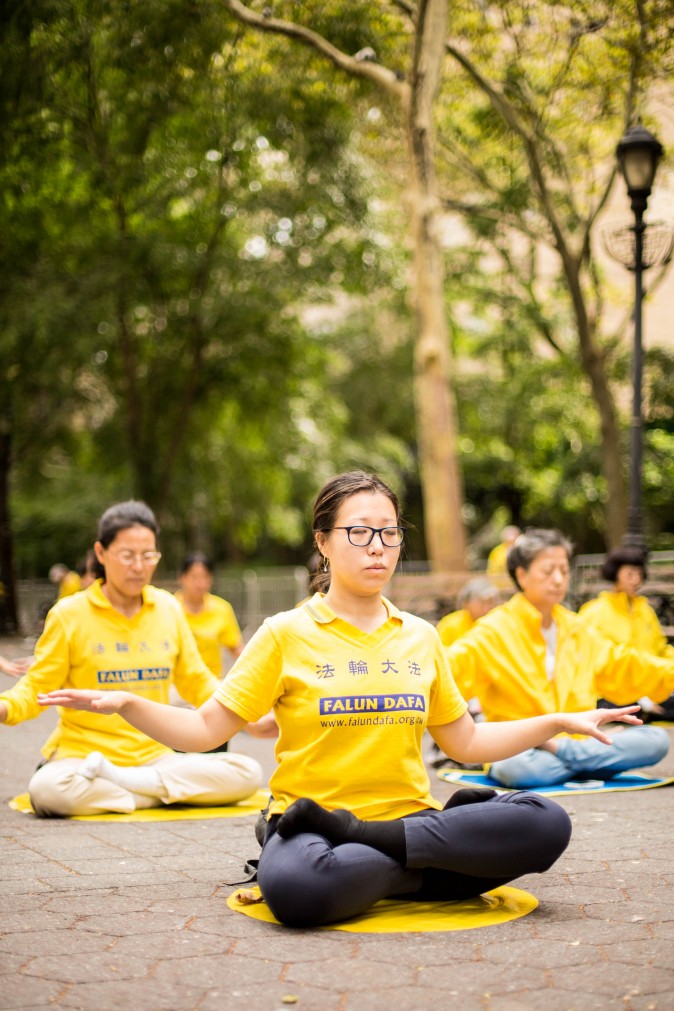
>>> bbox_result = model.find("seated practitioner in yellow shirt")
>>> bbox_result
[49,563,82,599]
[434,577,500,748]
[446,529,673,789]
[0,501,264,817]
[39,472,642,928]
[486,526,521,575]
[436,578,501,648]
[579,546,674,721]
[175,553,243,678]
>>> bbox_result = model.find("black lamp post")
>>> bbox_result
[605,125,668,549]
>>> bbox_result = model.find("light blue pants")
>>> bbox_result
[490,726,669,789]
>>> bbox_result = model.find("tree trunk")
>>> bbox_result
[220,0,469,571]
[408,0,467,570]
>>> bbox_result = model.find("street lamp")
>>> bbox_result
[603,124,672,549]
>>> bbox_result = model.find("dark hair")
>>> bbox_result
[600,546,648,583]
[311,471,402,593]
[507,528,573,591]
[179,552,214,576]
[94,501,159,580]
[75,550,97,578]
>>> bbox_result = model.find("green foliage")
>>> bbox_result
[4,0,672,578]
[4,0,415,575]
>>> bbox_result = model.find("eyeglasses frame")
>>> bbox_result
[324,525,406,547]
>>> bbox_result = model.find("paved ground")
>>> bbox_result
[1,640,673,1011]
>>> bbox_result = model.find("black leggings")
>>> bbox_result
[257,791,571,927]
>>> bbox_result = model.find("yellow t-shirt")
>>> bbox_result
[447,592,674,730]
[436,608,474,648]
[0,580,220,764]
[175,591,242,677]
[58,571,82,598]
[215,593,467,821]
[579,591,674,658]
[486,542,508,575]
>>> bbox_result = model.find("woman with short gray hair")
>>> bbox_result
[446,528,672,788]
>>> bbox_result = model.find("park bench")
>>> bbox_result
[387,569,513,624]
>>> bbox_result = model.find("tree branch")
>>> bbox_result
[221,0,409,106]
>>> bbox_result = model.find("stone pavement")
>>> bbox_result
[1,649,673,1011]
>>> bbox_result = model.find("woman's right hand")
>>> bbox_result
[0,655,32,678]
[38,689,130,715]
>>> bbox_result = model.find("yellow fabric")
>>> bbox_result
[9,789,270,821]
[175,591,242,677]
[58,571,82,598]
[486,543,508,575]
[215,593,467,821]
[579,591,674,658]
[436,609,474,647]
[0,580,220,765]
[446,592,674,731]
[228,885,538,933]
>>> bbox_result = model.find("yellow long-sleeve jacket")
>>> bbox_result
[436,608,474,648]
[0,580,220,765]
[446,593,674,731]
[579,591,674,658]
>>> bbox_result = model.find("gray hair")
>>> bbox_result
[457,577,501,609]
[507,529,573,590]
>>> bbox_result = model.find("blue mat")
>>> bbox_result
[436,767,674,796]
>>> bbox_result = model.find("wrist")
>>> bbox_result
[117,691,134,713]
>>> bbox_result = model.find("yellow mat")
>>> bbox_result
[228,884,537,933]
[8,789,270,822]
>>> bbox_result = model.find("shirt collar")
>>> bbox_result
[509,591,564,631]
[87,579,156,610]
[303,592,404,626]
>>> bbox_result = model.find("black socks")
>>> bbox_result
[274,791,499,865]
[443,787,498,809]
[276,798,407,865]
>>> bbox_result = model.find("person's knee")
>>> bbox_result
[639,726,669,764]
[508,793,572,870]
[258,853,332,927]
[236,754,265,789]
[218,753,264,790]
[258,839,341,927]
[489,754,530,788]
[538,796,572,862]
[28,765,77,818]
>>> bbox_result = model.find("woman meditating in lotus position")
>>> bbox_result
[40,473,643,926]
[1,501,264,817]
[445,530,672,789]
[579,545,674,722]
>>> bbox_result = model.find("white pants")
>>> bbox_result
[28,751,264,817]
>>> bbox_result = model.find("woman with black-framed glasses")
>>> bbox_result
[39,472,641,925]
[0,500,263,816]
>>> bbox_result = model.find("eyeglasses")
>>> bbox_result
[107,550,162,566]
[327,526,406,547]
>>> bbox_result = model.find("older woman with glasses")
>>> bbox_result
[446,529,673,788]
[0,500,264,817]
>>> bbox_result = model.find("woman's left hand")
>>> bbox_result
[246,712,279,738]
[559,705,642,745]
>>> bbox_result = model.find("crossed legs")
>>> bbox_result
[257,791,571,927]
